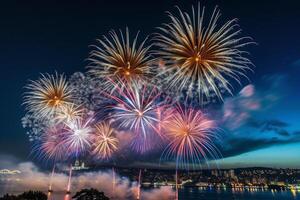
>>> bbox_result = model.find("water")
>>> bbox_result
[178,187,300,200]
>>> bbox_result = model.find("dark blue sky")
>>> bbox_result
[0,0,300,168]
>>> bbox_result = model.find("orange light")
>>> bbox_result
[136,110,143,117]
[125,71,130,76]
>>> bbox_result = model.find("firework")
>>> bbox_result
[91,122,119,160]
[62,114,94,157]
[34,125,67,162]
[108,81,163,139]
[161,105,220,169]
[55,103,84,124]
[24,73,73,118]
[88,28,154,92]
[155,4,253,102]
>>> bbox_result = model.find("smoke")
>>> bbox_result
[0,155,173,200]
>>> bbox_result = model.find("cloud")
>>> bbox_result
[0,155,173,200]
[218,74,299,157]
[219,74,293,140]
[221,74,286,131]
[247,119,289,136]
[222,137,300,158]
[294,131,300,135]
[277,130,290,136]
[221,84,261,130]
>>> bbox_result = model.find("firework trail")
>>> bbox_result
[112,167,116,199]
[32,124,68,197]
[175,170,178,200]
[155,3,253,103]
[47,192,52,200]
[66,164,72,194]
[136,169,142,200]
[161,105,220,169]
[48,165,55,193]
[88,28,155,93]
[24,73,73,119]
[91,121,119,160]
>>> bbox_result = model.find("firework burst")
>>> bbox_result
[34,125,67,162]
[62,114,94,158]
[88,28,155,92]
[155,4,253,102]
[161,105,220,169]
[24,73,73,118]
[108,81,163,139]
[91,122,119,160]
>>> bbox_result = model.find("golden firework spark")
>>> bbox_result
[155,4,253,101]
[88,28,155,92]
[91,122,119,160]
[55,103,84,123]
[24,73,73,118]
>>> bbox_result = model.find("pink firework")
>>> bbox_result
[161,105,220,169]
[35,125,67,162]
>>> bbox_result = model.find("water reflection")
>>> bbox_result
[64,194,71,200]
[179,187,299,200]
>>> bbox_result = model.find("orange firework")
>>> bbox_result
[91,122,119,160]
[155,4,253,102]
[161,105,220,169]
[88,28,155,92]
[24,73,73,118]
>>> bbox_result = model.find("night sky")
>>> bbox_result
[0,0,300,168]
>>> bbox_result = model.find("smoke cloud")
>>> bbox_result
[0,155,174,200]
